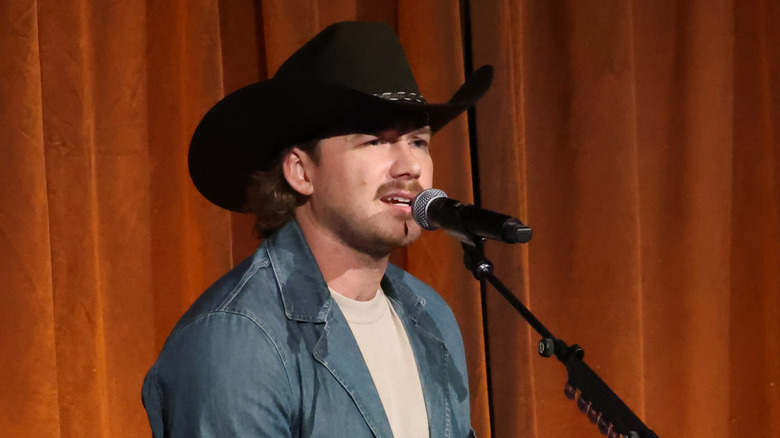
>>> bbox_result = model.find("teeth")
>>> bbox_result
[386,196,411,205]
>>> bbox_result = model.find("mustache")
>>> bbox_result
[375,180,425,199]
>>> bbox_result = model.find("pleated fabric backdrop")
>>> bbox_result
[1,0,777,437]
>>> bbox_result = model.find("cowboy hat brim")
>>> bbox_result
[188,65,494,212]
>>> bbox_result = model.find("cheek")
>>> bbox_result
[421,157,434,186]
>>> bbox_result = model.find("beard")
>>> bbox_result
[330,213,420,259]
[320,180,425,259]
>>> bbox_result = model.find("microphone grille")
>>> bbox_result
[412,188,447,230]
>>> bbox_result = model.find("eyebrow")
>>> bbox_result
[347,124,432,142]
[410,126,432,136]
[388,125,432,137]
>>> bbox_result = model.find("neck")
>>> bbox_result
[295,214,388,302]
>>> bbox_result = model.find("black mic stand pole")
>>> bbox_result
[460,237,658,438]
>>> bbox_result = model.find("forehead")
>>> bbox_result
[336,125,432,142]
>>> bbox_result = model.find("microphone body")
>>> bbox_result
[413,188,532,244]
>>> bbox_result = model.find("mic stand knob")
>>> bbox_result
[538,338,555,357]
[460,238,493,280]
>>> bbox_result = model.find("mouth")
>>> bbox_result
[379,192,416,214]
[380,195,413,207]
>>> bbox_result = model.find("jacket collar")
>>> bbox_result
[265,220,332,322]
[264,220,433,331]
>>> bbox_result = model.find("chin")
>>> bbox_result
[396,222,422,247]
[338,218,423,258]
[365,230,420,258]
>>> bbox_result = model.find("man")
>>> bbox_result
[142,21,493,437]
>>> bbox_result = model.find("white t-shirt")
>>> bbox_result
[330,287,430,438]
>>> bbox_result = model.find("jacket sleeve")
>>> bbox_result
[142,311,295,437]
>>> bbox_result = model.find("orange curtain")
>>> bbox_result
[1,1,777,437]
[470,1,780,437]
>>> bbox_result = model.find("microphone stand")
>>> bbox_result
[460,237,658,438]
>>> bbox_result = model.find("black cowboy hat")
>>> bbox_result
[189,21,494,212]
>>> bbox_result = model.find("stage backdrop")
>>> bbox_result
[1,0,777,437]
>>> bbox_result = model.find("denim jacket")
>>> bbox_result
[142,220,474,437]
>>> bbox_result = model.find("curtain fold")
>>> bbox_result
[729,1,780,436]
[1,1,777,436]
[145,0,234,351]
[632,2,735,435]
[468,1,537,436]
[36,0,155,435]
[0,1,60,436]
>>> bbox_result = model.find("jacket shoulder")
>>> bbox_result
[168,245,282,336]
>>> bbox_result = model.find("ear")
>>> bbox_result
[282,147,315,196]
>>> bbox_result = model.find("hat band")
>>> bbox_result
[373,91,426,104]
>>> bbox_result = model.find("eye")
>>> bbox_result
[411,138,429,148]
[364,138,385,146]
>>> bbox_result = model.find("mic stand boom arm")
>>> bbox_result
[460,238,658,438]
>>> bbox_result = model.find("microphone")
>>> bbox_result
[412,188,532,244]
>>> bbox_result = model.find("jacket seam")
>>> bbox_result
[216,261,263,310]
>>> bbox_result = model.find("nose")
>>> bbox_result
[389,141,422,180]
